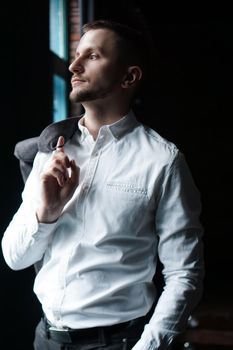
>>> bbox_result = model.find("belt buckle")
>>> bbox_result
[49,326,72,344]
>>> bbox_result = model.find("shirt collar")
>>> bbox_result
[78,110,139,143]
[78,117,93,143]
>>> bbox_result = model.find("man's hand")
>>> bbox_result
[36,136,79,223]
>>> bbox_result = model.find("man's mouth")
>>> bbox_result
[71,77,85,85]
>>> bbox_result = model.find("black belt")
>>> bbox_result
[44,317,131,344]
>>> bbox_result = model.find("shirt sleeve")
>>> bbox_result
[1,151,57,270]
[132,151,205,350]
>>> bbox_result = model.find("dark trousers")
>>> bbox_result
[33,316,148,350]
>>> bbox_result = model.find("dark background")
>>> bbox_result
[1,1,232,349]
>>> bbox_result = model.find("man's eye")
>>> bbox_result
[89,54,97,60]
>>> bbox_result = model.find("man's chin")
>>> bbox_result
[69,91,82,103]
[69,91,98,104]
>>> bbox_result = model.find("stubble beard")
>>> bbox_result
[69,87,102,103]
[69,77,120,104]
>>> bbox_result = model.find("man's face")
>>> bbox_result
[69,28,124,103]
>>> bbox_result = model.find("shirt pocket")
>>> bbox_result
[105,181,149,230]
[106,181,148,200]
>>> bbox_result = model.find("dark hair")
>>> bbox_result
[82,19,155,84]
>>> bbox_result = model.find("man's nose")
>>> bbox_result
[69,58,84,74]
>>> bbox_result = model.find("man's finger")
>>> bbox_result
[70,160,80,186]
[55,136,65,152]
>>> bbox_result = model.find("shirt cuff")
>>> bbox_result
[131,327,155,350]
[31,212,58,240]
[131,324,176,350]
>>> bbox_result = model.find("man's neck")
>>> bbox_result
[81,104,130,140]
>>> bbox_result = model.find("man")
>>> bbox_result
[2,20,204,349]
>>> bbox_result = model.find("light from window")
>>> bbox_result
[49,0,68,122]
[53,75,67,122]
[49,0,68,60]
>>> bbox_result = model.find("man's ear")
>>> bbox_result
[121,66,142,88]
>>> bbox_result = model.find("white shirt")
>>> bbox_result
[1,110,204,349]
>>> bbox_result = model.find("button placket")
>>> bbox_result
[51,252,70,326]
[75,140,102,222]
[84,148,101,185]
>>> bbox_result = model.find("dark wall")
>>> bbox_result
[1,1,51,348]
[1,1,232,349]
[1,1,51,225]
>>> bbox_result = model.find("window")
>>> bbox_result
[49,0,69,122]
